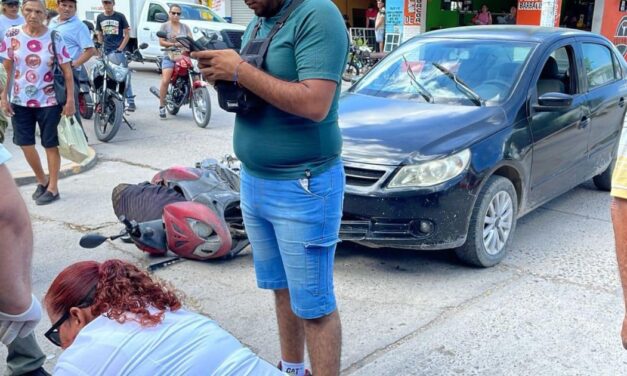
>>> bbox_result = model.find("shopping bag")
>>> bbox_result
[57,115,89,163]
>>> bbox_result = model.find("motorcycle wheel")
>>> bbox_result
[79,92,94,120]
[191,87,211,128]
[94,96,123,142]
[342,62,360,82]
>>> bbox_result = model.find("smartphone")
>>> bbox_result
[175,36,203,52]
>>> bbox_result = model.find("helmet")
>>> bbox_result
[162,201,233,260]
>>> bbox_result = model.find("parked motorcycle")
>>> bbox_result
[149,31,211,128]
[342,42,386,83]
[77,66,93,120]
[90,43,148,142]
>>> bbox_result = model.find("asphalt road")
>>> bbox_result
[2,63,627,375]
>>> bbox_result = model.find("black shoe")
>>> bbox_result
[159,106,166,119]
[127,102,136,112]
[22,367,51,376]
[32,183,48,200]
[35,190,60,205]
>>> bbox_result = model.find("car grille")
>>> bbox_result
[221,30,244,50]
[344,166,386,187]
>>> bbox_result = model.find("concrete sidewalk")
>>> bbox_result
[3,126,98,186]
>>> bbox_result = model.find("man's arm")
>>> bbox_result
[72,47,96,68]
[0,164,33,314]
[118,28,130,51]
[72,24,96,68]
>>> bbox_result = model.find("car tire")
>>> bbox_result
[455,176,518,267]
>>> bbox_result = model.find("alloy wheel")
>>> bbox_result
[482,191,513,255]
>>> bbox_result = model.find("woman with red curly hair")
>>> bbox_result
[44,259,283,375]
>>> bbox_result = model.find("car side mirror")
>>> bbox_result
[533,92,573,112]
[156,31,168,39]
[155,13,168,23]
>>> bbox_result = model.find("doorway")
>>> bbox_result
[560,0,595,31]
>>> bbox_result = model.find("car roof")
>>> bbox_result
[421,25,602,44]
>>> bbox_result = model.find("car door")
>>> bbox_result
[577,38,627,178]
[527,40,590,207]
[137,2,168,59]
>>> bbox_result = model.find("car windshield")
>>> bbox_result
[168,3,226,22]
[351,38,537,105]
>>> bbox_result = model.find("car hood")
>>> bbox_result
[338,93,508,166]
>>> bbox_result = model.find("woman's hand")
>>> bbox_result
[62,99,75,117]
[0,97,13,117]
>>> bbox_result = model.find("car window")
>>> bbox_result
[582,43,618,89]
[536,46,576,96]
[350,39,536,105]
[612,52,623,79]
[147,3,166,22]
[167,2,226,22]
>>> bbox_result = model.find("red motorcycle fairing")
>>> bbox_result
[151,166,200,185]
[172,55,192,81]
[193,80,208,89]
[163,201,233,260]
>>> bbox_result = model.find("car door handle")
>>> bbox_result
[579,116,590,129]
[143,28,150,30]
[620,97,625,108]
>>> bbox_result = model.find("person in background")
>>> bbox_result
[374,0,385,52]
[50,0,95,127]
[0,0,75,205]
[365,2,377,28]
[0,143,48,376]
[157,3,191,119]
[498,6,516,24]
[192,0,349,373]
[0,0,24,143]
[95,0,135,111]
[44,259,284,375]
[472,4,492,25]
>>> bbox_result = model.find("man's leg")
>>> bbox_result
[43,147,60,195]
[5,332,46,376]
[612,196,627,348]
[304,310,342,376]
[274,289,306,363]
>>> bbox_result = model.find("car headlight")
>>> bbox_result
[387,149,471,188]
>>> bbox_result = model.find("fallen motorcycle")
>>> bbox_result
[80,158,248,271]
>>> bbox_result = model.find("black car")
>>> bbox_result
[338,26,627,267]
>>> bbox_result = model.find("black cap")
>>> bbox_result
[1,0,19,4]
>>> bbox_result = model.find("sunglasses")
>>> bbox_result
[44,286,96,347]
[170,11,181,15]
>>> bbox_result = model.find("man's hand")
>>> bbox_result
[0,295,42,345]
[191,49,244,83]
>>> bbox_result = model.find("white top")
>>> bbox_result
[0,26,70,108]
[0,14,24,41]
[53,309,285,376]
[0,144,10,165]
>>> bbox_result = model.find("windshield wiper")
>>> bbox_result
[402,55,433,103]
[432,62,483,106]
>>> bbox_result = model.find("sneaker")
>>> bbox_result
[277,361,312,376]
[127,102,136,112]
[35,191,60,205]
[159,106,166,119]
[32,183,48,200]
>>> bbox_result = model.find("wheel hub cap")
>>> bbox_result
[482,191,513,256]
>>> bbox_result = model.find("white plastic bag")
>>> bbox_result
[57,115,89,163]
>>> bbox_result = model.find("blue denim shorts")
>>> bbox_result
[161,57,175,70]
[240,161,345,319]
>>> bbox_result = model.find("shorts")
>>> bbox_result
[375,29,384,43]
[240,160,345,319]
[161,57,175,70]
[12,104,62,148]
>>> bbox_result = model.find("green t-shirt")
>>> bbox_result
[233,0,348,179]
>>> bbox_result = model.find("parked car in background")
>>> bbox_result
[338,26,627,267]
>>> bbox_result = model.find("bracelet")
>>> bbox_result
[233,60,246,83]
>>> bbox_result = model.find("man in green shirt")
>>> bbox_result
[193,0,348,374]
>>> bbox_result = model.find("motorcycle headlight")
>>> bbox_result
[107,63,129,83]
[387,149,471,188]
[187,218,213,239]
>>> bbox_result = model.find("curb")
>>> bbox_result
[13,147,98,186]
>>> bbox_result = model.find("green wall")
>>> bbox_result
[426,0,517,31]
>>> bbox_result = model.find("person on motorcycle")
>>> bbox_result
[95,0,135,111]
[49,0,95,128]
[157,4,191,119]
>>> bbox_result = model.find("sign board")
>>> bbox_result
[385,0,404,35]
[517,0,561,27]
[402,0,423,41]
